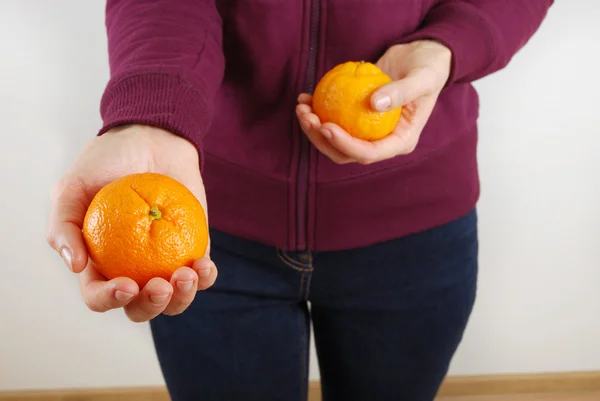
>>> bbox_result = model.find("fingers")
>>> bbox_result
[124,278,174,323]
[322,121,413,164]
[47,177,90,273]
[297,90,435,164]
[194,257,218,291]
[123,259,216,321]
[79,263,139,313]
[297,93,312,105]
[320,122,382,164]
[79,259,217,322]
[322,96,436,164]
[371,67,436,112]
[295,100,353,165]
[162,267,200,316]
[296,92,411,164]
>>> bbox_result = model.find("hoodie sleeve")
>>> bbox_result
[98,0,225,149]
[399,0,554,86]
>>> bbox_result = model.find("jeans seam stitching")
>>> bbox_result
[276,248,314,272]
[300,254,314,300]
[298,303,308,401]
[276,249,307,271]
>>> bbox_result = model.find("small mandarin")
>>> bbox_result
[82,173,208,287]
[312,61,401,141]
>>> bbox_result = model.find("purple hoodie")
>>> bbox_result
[99,0,553,251]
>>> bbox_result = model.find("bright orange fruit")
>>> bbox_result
[82,173,208,287]
[312,61,401,141]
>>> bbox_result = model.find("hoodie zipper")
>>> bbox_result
[296,0,321,250]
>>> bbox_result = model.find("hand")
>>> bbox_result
[296,40,452,165]
[47,125,217,322]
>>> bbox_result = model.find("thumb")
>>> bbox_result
[185,175,211,261]
[164,168,211,260]
[47,177,90,273]
[371,67,435,112]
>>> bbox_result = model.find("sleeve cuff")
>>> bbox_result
[397,2,499,86]
[99,72,212,153]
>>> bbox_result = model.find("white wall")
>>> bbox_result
[1,0,599,392]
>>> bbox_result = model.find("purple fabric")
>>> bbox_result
[99,0,553,251]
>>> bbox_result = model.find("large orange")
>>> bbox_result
[82,173,208,287]
[312,61,401,141]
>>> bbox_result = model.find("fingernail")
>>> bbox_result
[177,280,194,292]
[374,94,391,111]
[115,290,134,302]
[150,294,169,305]
[321,129,332,140]
[197,263,213,278]
[60,246,73,271]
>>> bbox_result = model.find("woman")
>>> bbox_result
[47,1,553,400]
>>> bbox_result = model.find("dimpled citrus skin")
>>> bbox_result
[312,61,402,141]
[82,173,208,288]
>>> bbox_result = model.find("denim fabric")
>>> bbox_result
[150,210,478,401]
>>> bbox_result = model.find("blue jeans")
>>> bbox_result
[150,210,478,401]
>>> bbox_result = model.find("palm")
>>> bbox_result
[296,40,450,164]
[48,124,215,323]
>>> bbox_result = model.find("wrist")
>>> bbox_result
[419,40,452,87]
[106,124,200,163]
[428,40,452,88]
